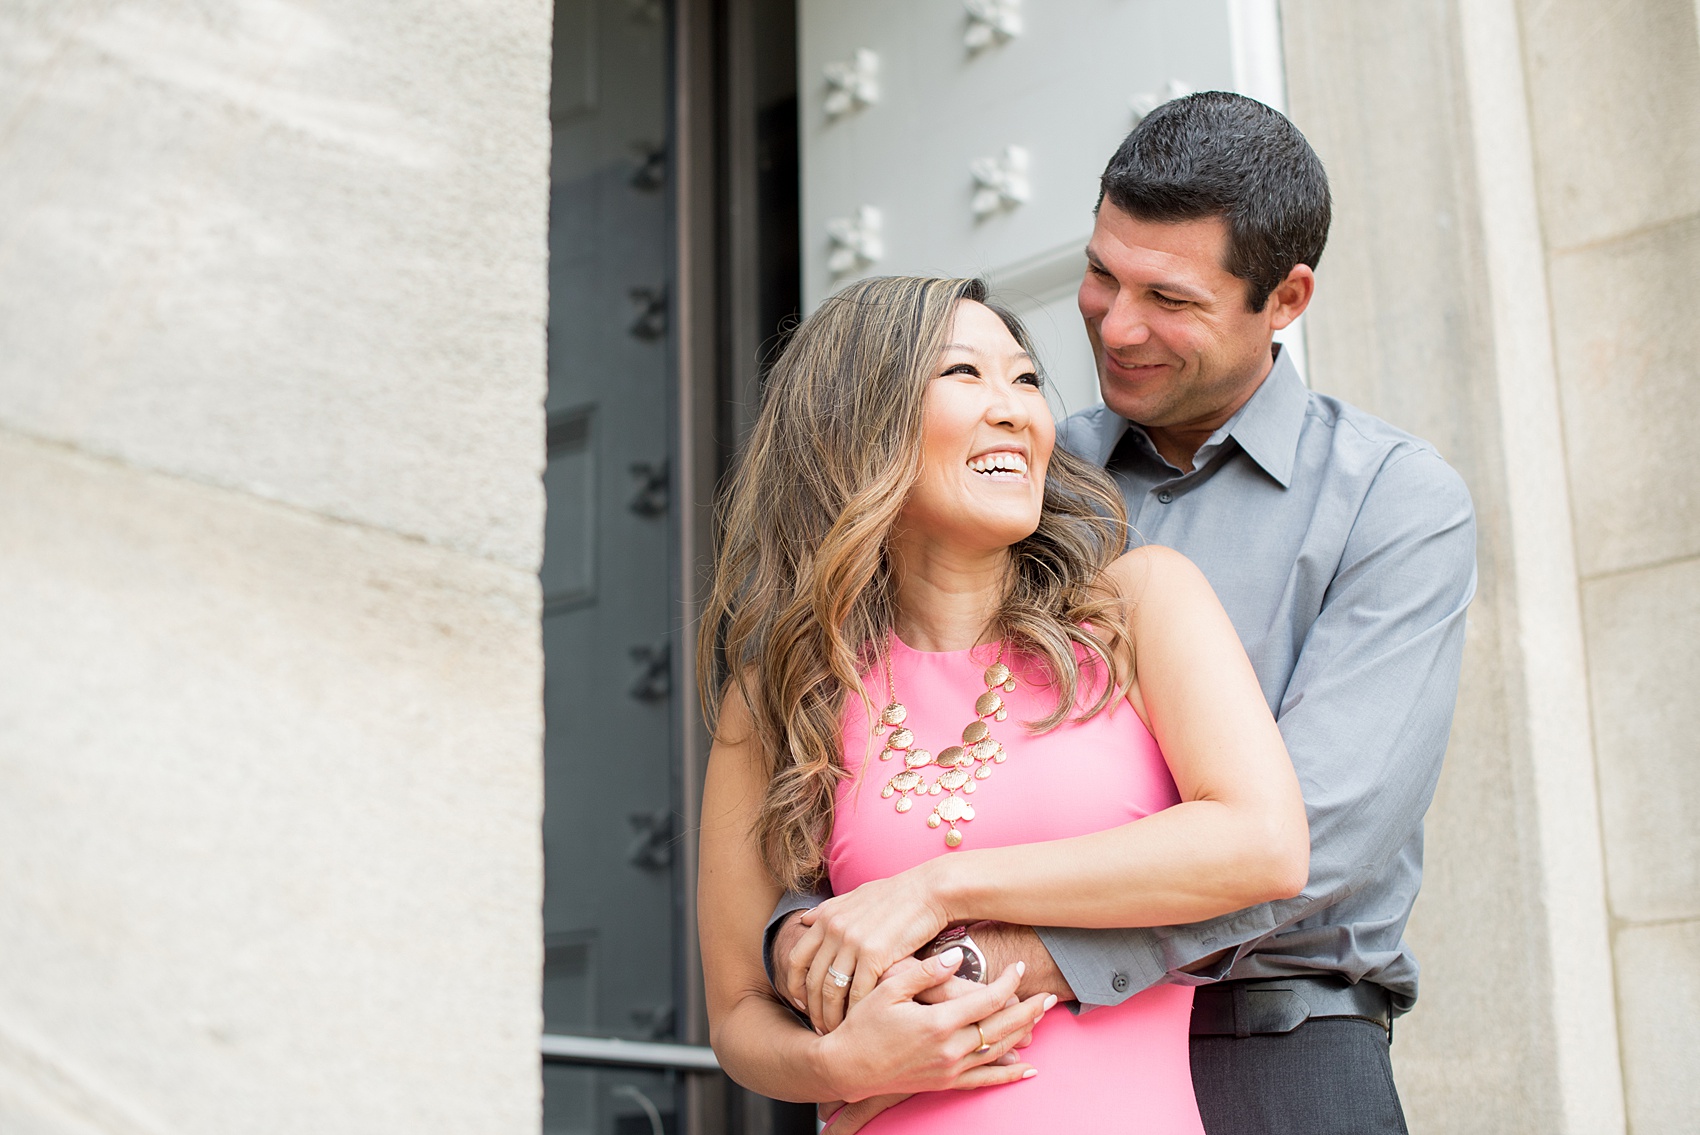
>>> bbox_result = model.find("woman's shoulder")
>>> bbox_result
[1100,543,1207,599]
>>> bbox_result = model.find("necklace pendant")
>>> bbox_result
[984,663,1011,688]
[944,829,963,848]
[962,720,990,744]
[895,796,913,813]
[886,727,914,751]
[974,690,1003,717]
[904,747,932,769]
[1002,678,1017,693]
[880,702,908,727]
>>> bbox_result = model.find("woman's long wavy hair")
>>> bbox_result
[698,276,1134,891]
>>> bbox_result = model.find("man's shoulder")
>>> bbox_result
[1299,390,1475,547]
[1302,390,1471,504]
[1058,402,1123,465]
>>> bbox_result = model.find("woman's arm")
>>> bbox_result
[697,681,1050,1102]
[931,544,1308,924]
[796,545,1308,1020]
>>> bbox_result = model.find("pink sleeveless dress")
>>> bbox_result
[825,636,1204,1134]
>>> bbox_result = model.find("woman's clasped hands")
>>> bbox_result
[808,947,1053,1104]
[791,867,955,1031]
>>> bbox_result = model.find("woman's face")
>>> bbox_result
[895,299,1056,554]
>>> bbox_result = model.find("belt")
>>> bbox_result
[1189,976,1392,1038]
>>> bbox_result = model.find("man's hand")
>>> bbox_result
[771,909,812,1018]
[819,1094,911,1134]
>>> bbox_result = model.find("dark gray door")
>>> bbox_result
[543,1,683,1130]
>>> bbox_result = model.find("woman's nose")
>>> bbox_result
[985,383,1029,428]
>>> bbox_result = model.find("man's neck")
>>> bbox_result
[1140,350,1278,473]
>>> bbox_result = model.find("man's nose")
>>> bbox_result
[1099,292,1151,349]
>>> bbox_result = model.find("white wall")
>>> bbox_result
[1283,0,1700,1129]
[0,3,552,1132]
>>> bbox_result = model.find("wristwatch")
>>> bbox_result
[917,923,988,983]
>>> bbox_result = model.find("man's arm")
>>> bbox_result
[774,913,1079,1009]
[1037,448,1477,1007]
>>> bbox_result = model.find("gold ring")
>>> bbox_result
[974,1023,990,1054]
[827,966,851,989]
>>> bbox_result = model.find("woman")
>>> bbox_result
[696,276,1307,1132]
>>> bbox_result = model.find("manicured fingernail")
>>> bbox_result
[1042,994,1058,1011]
[935,946,963,970]
[1021,1068,1038,1079]
[1016,960,1026,977]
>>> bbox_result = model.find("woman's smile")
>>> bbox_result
[966,448,1030,480]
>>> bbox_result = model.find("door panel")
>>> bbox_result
[798,0,1297,405]
[543,0,678,1089]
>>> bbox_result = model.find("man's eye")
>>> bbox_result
[1153,293,1189,308]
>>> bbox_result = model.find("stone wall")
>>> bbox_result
[1283,0,1700,1130]
[0,4,552,1133]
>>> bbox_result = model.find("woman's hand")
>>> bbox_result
[793,865,952,1032]
[814,949,1052,1103]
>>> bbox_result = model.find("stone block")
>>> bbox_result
[1614,920,1700,1133]
[1549,215,1700,578]
[0,434,543,1135]
[1583,557,1700,923]
[0,3,551,571]
[1519,0,1700,250]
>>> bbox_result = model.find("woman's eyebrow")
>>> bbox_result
[941,343,1034,365]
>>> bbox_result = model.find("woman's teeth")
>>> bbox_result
[968,452,1028,478]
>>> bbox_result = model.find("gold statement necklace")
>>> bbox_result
[876,641,1019,848]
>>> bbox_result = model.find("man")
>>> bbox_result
[769,91,1475,1134]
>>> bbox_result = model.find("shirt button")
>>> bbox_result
[1111,973,1130,993]
[1157,490,1174,504]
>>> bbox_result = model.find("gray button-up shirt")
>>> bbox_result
[1042,347,1476,1013]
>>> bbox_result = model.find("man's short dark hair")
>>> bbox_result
[1099,91,1331,311]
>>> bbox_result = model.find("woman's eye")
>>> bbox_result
[1016,371,1042,388]
[942,362,980,378]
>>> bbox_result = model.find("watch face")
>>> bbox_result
[954,947,985,984]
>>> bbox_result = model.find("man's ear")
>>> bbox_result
[1266,264,1316,331]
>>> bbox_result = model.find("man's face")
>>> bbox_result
[1078,201,1289,431]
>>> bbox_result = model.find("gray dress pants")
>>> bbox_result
[1190,1019,1410,1135]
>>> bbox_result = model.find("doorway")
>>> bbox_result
[541,2,808,1132]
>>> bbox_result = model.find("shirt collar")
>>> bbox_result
[1213,345,1308,489]
[1064,345,1309,486]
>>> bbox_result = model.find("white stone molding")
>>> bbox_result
[965,0,1022,52]
[970,146,1030,219]
[1130,79,1195,122]
[823,49,880,119]
[826,206,884,275]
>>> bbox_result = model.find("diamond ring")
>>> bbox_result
[827,966,851,989]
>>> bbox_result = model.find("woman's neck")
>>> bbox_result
[887,535,1009,652]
